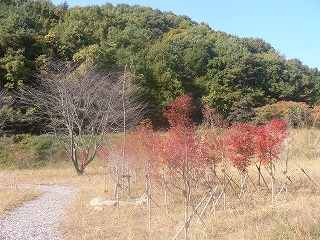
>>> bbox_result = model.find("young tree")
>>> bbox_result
[162,94,199,240]
[225,122,256,195]
[24,61,143,175]
[226,123,255,173]
[253,118,288,203]
[128,121,162,228]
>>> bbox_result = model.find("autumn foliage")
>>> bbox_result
[309,106,320,128]
[224,119,288,173]
[99,95,289,216]
[162,94,194,128]
[225,123,256,173]
[253,118,288,165]
[254,101,308,127]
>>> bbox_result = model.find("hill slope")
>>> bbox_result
[1,1,320,127]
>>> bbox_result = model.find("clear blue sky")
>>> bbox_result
[52,0,320,70]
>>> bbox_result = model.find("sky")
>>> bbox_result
[51,0,320,69]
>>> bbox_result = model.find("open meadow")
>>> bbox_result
[0,128,319,239]
[1,1,320,239]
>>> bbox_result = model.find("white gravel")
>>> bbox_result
[0,185,77,240]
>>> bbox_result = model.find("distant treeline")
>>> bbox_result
[1,0,320,132]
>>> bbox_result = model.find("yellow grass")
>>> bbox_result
[1,128,320,239]
[0,187,42,217]
[58,172,320,240]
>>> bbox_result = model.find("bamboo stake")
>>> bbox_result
[224,173,241,201]
[277,169,295,197]
[297,163,317,186]
[255,164,270,191]
[150,197,175,222]
[173,195,207,240]
[213,189,224,214]
[224,172,240,189]
[195,186,218,225]
[239,173,247,198]
[247,173,258,191]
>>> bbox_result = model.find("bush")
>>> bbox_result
[310,106,320,128]
[0,134,66,169]
[254,101,310,128]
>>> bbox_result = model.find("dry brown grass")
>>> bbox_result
[0,162,78,217]
[59,171,320,240]
[60,175,183,240]
[1,128,320,239]
[0,187,42,217]
[196,189,320,240]
[59,128,320,240]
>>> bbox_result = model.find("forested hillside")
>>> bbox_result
[1,0,320,130]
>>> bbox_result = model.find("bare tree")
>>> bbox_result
[24,62,144,175]
[0,90,12,135]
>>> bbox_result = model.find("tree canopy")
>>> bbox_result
[1,0,320,130]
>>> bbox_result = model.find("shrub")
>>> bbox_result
[31,135,63,166]
[0,134,66,169]
[254,101,309,127]
[310,106,320,128]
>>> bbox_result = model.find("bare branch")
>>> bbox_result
[0,90,13,135]
[22,61,145,174]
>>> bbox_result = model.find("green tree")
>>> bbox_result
[0,48,30,89]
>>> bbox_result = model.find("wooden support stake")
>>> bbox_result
[255,164,270,192]
[195,186,218,225]
[247,173,258,191]
[224,172,240,189]
[173,196,207,240]
[297,164,317,186]
[210,189,224,216]
[277,169,296,197]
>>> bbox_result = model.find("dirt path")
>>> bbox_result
[0,185,77,240]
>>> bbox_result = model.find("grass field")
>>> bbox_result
[0,128,319,239]
[0,187,42,217]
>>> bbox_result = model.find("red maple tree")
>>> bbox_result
[225,123,256,173]
[163,94,194,128]
[253,118,288,165]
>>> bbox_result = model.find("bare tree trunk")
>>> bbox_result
[0,90,12,134]
[270,161,274,205]
[183,133,190,240]
[257,161,261,189]
[114,164,120,210]
[256,163,270,191]
[239,172,247,198]
[183,176,190,240]
[70,132,83,175]
[146,174,152,229]
[121,74,126,190]
[163,172,169,215]
[222,156,226,210]
[213,163,217,185]
[22,62,144,176]
[285,140,289,194]
[121,140,125,191]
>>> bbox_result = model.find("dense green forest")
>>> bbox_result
[1,0,320,131]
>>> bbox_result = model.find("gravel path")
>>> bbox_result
[0,185,77,240]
